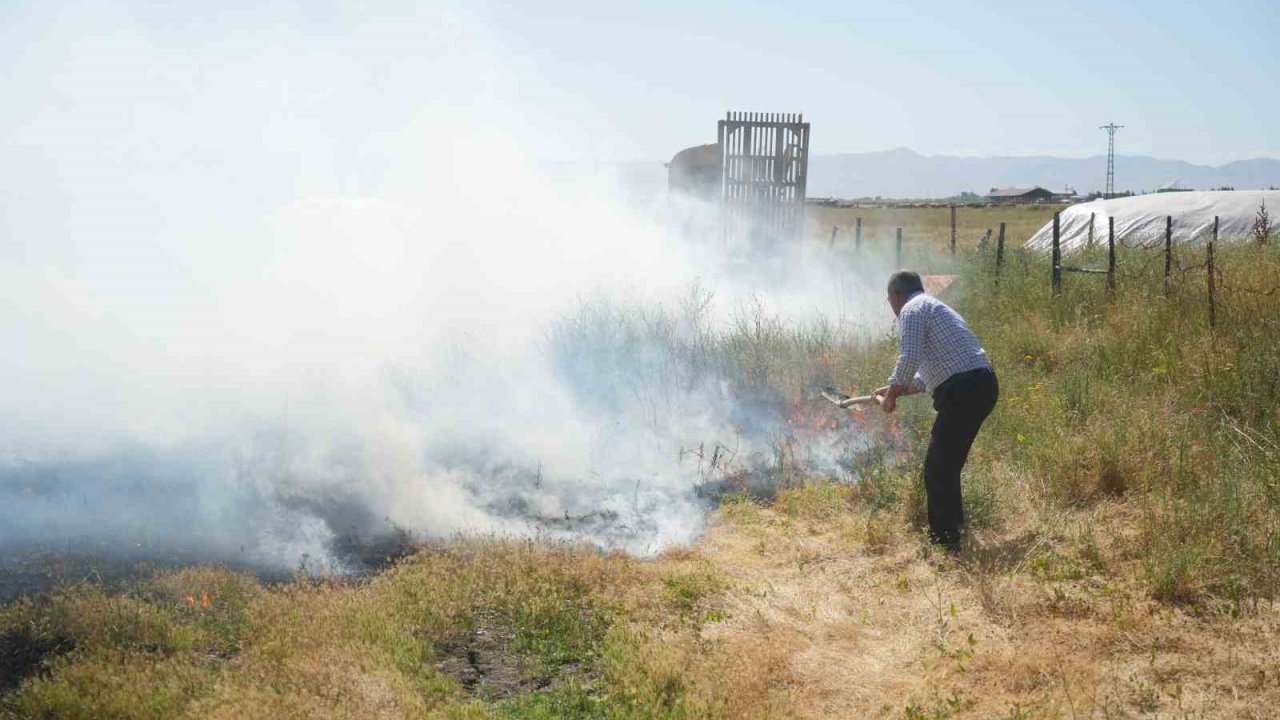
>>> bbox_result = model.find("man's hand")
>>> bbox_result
[874,383,918,414]
[872,385,897,413]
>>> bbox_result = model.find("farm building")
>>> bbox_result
[987,186,1058,204]
[1025,189,1279,252]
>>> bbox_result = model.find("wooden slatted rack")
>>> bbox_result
[717,111,810,248]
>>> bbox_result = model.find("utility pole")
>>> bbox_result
[1100,123,1123,198]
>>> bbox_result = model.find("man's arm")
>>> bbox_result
[879,304,926,412]
[889,304,924,386]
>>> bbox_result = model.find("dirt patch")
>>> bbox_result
[432,614,578,701]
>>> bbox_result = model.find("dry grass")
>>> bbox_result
[2,496,1277,719]
[697,485,1280,719]
[807,204,1062,255]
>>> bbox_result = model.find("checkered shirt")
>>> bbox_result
[888,292,991,393]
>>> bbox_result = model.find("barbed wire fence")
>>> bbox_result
[821,207,1280,319]
[981,209,1280,338]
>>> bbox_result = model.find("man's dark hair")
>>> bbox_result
[887,270,925,297]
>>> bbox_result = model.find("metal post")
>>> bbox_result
[895,227,903,269]
[855,217,862,251]
[949,204,957,255]
[1052,212,1062,295]
[1208,216,1218,330]
[1164,215,1172,295]
[829,226,838,249]
[1107,216,1116,294]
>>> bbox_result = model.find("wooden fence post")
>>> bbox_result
[1051,212,1062,295]
[996,222,1006,279]
[1088,212,1096,247]
[855,217,862,251]
[949,204,957,255]
[1164,216,1173,295]
[895,227,903,269]
[829,226,838,249]
[1107,216,1116,294]
[1208,216,1218,330]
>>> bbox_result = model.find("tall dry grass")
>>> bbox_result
[956,237,1280,606]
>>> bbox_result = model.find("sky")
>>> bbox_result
[474,0,1279,164]
[2,0,1276,172]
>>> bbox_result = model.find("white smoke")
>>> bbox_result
[0,2,899,572]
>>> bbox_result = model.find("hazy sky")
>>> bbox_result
[2,0,1276,176]
[476,0,1278,164]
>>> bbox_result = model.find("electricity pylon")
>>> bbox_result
[1100,123,1124,198]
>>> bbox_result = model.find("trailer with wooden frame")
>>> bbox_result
[717,111,810,249]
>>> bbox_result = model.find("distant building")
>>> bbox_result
[1156,179,1193,193]
[986,186,1058,204]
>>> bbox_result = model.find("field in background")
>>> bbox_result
[807,203,1064,256]
[2,206,1278,719]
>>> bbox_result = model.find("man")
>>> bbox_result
[874,270,998,551]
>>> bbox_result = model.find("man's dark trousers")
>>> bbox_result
[924,367,999,547]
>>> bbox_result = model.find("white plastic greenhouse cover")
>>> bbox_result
[1025,190,1280,253]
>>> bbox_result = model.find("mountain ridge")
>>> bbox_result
[806,148,1280,199]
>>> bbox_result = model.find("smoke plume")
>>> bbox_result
[0,2,899,574]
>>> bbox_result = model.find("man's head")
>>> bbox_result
[887,270,925,316]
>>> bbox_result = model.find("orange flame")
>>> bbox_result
[789,406,841,434]
[785,389,905,444]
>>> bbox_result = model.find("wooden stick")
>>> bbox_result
[1052,212,1062,295]
[822,387,885,408]
[1164,215,1172,295]
[996,222,1005,280]
[837,394,883,408]
[1107,216,1116,294]
[1208,216,1217,330]
[950,204,957,255]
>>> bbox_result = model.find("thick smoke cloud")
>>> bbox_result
[0,2,898,573]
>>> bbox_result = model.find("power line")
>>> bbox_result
[1100,123,1124,198]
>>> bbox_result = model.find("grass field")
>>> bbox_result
[807,203,1064,255]
[2,205,1278,719]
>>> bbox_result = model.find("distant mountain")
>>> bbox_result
[806,148,1280,200]
[563,149,1280,203]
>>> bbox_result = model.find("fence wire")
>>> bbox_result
[1031,223,1280,304]
[1217,269,1280,297]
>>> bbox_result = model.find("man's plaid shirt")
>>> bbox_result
[888,292,991,393]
